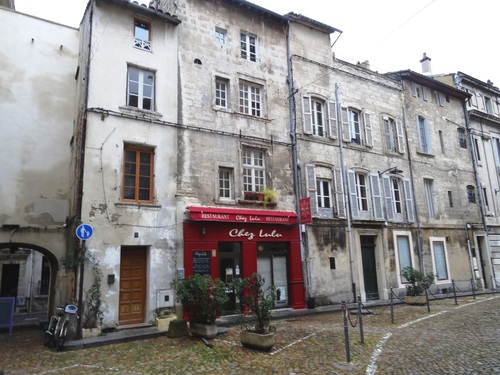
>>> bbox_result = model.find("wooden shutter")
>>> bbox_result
[305,164,318,216]
[403,179,414,222]
[410,82,417,97]
[347,170,359,220]
[396,119,405,153]
[327,101,338,139]
[422,86,429,101]
[302,96,313,134]
[382,176,395,221]
[341,106,350,142]
[369,173,384,221]
[334,168,345,218]
[363,111,373,147]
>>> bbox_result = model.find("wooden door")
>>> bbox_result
[119,247,147,325]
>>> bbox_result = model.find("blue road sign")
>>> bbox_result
[76,223,93,240]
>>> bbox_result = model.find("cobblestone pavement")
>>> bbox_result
[1,295,499,374]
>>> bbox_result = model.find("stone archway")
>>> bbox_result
[0,242,59,319]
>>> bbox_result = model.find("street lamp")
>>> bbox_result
[378,167,403,176]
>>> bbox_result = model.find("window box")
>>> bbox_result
[243,191,264,201]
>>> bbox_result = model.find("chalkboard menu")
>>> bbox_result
[0,297,16,333]
[193,250,211,275]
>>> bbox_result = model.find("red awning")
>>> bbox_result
[187,206,297,225]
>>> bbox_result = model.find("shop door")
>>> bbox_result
[257,243,288,308]
[119,247,147,325]
[218,242,241,313]
[1,264,20,298]
[361,236,379,300]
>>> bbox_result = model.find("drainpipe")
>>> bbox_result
[401,105,425,273]
[286,22,312,302]
[335,84,356,302]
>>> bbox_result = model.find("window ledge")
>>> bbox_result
[115,202,161,210]
[213,106,233,114]
[415,151,435,158]
[238,199,277,208]
[234,111,272,123]
[119,106,163,120]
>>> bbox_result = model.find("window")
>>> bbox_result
[485,96,493,114]
[492,137,500,171]
[458,128,467,149]
[215,79,228,109]
[127,67,154,111]
[123,146,154,203]
[383,116,404,153]
[448,191,453,207]
[467,185,476,204]
[395,233,413,285]
[482,187,489,211]
[39,256,50,295]
[240,33,256,62]
[341,107,372,146]
[424,179,435,218]
[215,28,226,45]
[430,238,449,282]
[302,96,337,138]
[134,19,151,51]
[416,115,431,153]
[243,149,265,192]
[439,130,445,153]
[381,176,414,222]
[239,82,261,116]
[474,138,481,161]
[305,164,344,219]
[219,168,233,200]
[355,173,369,211]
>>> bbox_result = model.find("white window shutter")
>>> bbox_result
[382,176,395,221]
[410,82,417,97]
[438,93,444,107]
[424,118,432,153]
[369,173,384,221]
[403,179,414,222]
[396,119,405,153]
[347,170,360,220]
[477,94,485,111]
[305,164,318,216]
[327,101,338,139]
[302,96,313,134]
[422,86,429,101]
[363,111,373,147]
[341,106,351,142]
[334,168,345,218]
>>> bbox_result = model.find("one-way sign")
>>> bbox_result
[76,223,93,240]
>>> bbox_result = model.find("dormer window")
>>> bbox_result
[134,19,151,51]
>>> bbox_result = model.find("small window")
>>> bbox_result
[311,99,326,137]
[240,33,256,62]
[458,128,467,149]
[467,185,476,204]
[215,28,226,45]
[316,179,332,209]
[448,191,453,207]
[243,149,265,192]
[127,67,155,111]
[424,179,436,218]
[474,138,481,161]
[329,257,336,270]
[134,19,151,51]
[416,115,431,154]
[349,109,362,144]
[219,168,233,200]
[215,78,228,109]
[123,146,154,203]
[239,81,262,117]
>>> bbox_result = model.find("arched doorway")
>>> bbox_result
[0,242,59,320]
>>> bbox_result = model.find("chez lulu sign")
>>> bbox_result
[229,228,283,241]
[197,212,291,223]
[189,207,296,224]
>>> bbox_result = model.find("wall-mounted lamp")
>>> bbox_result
[495,189,500,194]
[378,167,403,176]
[201,227,206,236]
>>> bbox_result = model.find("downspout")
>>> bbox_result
[402,105,424,273]
[286,22,312,301]
[335,84,356,302]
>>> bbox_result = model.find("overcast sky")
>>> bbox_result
[14,0,500,86]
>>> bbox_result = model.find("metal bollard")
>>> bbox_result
[341,301,351,363]
[471,278,476,299]
[452,279,458,305]
[357,294,364,344]
[390,287,394,324]
[425,288,430,313]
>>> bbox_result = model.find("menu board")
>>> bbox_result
[192,250,211,275]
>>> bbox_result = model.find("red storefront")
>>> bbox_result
[183,206,306,310]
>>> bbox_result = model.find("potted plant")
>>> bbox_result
[261,188,277,208]
[171,274,228,339]
[400,266,434,305]
[233,272,276,351]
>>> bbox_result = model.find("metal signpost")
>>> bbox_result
[75,223,93,339]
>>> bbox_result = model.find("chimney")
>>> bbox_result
[420,53,432,74]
